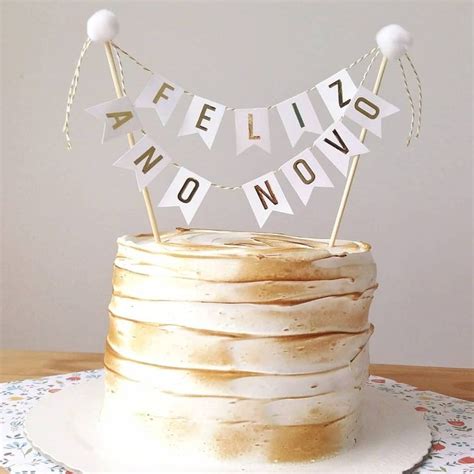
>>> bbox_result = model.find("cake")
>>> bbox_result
[101,228,377,466]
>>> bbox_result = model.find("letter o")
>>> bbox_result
[354,97,380,119]
[177,178,200,204]
[293,159,316,185]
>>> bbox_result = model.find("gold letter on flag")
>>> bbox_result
[179,96,225,149]
[276,92,323,147]
[344,86,399,137]
[234,108,271,155]
[86,96,142,142]
[316,70,357,121]
[113,135,171,190]
[314,121,369,176]
[159,167,211,224]
[242,172,293,227]
[281,149,333,205]
[134,74,184,126]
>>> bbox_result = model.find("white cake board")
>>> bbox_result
[25,378,432,473]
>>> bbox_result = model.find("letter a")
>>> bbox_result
[106,111,134,130]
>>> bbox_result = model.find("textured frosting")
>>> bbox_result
[101,228,377,466]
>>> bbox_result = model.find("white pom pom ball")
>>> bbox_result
[87,10,119,42]
[376,24,413,60]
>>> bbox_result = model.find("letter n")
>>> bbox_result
[254,180,278,210]
[133,146,164,174]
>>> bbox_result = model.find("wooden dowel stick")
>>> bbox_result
[103,42,161,243]
[328,56,388,248]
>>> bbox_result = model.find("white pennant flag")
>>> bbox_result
[276,92,323,147]
[159,167,211,224]
[344,86,399,137]
[113,135,171,191]
[179,96,226,149]
[242,172,293,227]
[316,69,357,121]
[314,122,369,176]
[281,149,333,205]
[86,96,142,142]
[234,108,271,155]
[134,74,184,126]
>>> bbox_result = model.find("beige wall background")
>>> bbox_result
[1,1,472,367]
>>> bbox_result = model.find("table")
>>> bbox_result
[1,350,473,401]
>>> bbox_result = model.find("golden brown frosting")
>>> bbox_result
[101,228,377,465]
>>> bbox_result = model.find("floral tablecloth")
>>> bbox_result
[1,371,472,473]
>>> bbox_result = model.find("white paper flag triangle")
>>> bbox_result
[178,96,226,149]
[316,69,357,121]
[276,92,323,147]
[134,74,184,126]
[242,172,293,227]
[344,86,400,137]
[86,96,142,143]
[234,108,271,155]
[314,121,369,176]
[113,135,171,191]
[281,149,333,205]
[159,167,211,224]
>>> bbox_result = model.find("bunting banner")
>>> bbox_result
[113,135,171,191]
[280,149,333,205]
[178,96,226,149]
[242,172,293,227]
[314,121,369,176]
[316,69,358,121]
[134,74,184,126]
[345,86,400,137]
[158,167,211,224]
[276,92,323,147]
[234,108,271,155]
[86,96,142,142]
[84,57,402,226]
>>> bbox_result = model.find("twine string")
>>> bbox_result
[397,53,423,146]
[114,47,127,96]
[399,58,416,146]
[405,53,422,139]
[112,42,153,73]
[347,46,378,70]
[112,41,378,112]
[359,49,380,87]
[62,38,91,150]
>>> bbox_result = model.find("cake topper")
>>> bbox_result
[63,10,422,242]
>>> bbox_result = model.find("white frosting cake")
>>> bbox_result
[101,228,377,466]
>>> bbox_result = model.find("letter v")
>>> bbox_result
[323,129,349,154]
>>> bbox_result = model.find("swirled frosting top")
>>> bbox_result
[118,228,371,258]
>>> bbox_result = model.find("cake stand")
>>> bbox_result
[24,376,432,473]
